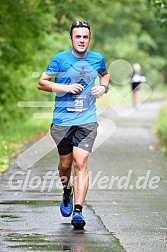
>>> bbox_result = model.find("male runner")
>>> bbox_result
[38,21,110,228]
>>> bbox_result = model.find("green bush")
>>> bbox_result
[156,103,167,155]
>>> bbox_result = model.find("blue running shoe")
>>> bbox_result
[60,186,73,217]
[71,211,86,229]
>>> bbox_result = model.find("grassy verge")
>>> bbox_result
[156,102,167,155]
[0,117,51,174]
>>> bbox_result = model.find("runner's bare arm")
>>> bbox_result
[91,70,110,98]
[100,70,110,87]
[37,72,83,94]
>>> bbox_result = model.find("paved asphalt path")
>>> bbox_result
[0,99,167,252]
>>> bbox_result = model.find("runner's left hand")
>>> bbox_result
[91,86,105,98]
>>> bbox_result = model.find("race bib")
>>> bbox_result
[67,94,89,112]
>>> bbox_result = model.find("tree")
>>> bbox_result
[0,0,55,124]
[149,0,167,26]
[0,0,167,128]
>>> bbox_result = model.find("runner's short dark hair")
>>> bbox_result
[70,21,91,36]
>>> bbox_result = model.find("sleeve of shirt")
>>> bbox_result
[98,56,107,75]
[45,55,60,77]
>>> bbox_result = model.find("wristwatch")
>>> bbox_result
[100,84,109,93]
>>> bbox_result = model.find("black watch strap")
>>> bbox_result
[100,84,109,93]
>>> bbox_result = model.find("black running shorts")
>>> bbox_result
[50,122,98,155]
[132,82,141,91]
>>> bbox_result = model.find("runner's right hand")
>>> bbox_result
[66,83,84,94]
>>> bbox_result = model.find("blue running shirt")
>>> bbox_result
[45,49,107,126]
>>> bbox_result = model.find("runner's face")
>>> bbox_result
[70,27,91,57]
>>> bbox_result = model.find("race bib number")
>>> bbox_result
[67,94,89,112]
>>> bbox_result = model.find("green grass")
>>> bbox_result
[156,102,167,155]
[0,116,51,174]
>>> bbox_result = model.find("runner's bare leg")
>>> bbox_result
[73,147,89,206]
[58,153,73,189]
